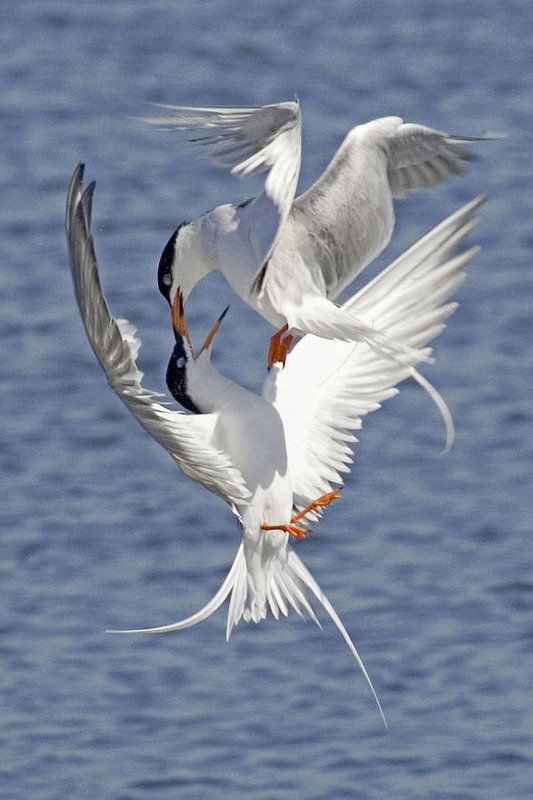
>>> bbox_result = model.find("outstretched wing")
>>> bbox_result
[142,101,301,207]
[384,120,487,197]
[142,101,302,276]
[66,165,250,507]
[264,196,484,517]
[292,116,488,299]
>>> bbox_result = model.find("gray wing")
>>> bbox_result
[141,101,301,210]
[385,120,485,197]
[292,116,486,298]
[66,165,250,506]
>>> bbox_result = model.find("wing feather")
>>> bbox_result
[66,165,250,506]
[292,116,488,298]
[264,197,484,514]
[385,121,486,198]
[141,101,301,212]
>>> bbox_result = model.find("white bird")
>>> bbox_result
[147,100,484,373]
[66,164,483,727]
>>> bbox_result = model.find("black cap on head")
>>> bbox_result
[158,223,187,303]
[166,340,200,414]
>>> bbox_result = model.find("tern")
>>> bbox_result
[147,100,485,371]
[66,164,482,726]
[66,163,385,723]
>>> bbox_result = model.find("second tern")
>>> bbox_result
[148,100,485,370]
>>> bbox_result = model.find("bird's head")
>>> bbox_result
[166,288,229,413]
[158,220,210,308]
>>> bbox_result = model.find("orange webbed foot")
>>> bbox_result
[285,522,308,538]
[291,488,342,523]
[260,490,341,539]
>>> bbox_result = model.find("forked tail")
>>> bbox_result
[107,542,387,728]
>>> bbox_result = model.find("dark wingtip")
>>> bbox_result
[449,131,507,142]
[67,164,87,231]
[80,181,96,229]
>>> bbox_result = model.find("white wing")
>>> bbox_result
[66,165,250,507]
[264,196,485,515]
[142,101,302,276]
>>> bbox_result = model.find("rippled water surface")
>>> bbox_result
[2,2,532,798]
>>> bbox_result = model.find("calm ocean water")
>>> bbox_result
[1,1,532,798]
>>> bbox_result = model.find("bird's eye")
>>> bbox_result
[163,273,172,286]
[176,357,185,368]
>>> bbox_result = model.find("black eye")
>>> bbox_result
[158,222,187,302]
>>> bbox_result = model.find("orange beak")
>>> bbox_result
[198,305,230,355]
[171,289,191,344]
[171,289,229,356]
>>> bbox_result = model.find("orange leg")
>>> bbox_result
[268,324,294,369]
[261,489,342,539]
[260,521,308,538]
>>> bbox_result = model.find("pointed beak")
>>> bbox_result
[198,305,230,355]
[171,288,191,345]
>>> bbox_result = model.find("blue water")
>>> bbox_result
[1,1,532,798]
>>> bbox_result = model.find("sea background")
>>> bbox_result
[1,1,532,798]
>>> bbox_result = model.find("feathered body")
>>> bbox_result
[169,343,293,624]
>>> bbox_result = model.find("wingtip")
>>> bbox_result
[449,131,507,142]
[67,164,88,230]
[69,162,85,190]
[84,180,96,197]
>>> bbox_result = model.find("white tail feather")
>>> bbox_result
[106,543,245,635]
[107,541,387,728]
[286,550,388,730]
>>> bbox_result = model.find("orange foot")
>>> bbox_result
[268,324,294,369]
[261,489,342,538]
[291,489,342,522]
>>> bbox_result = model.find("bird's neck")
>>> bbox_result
[184,356,239,415]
